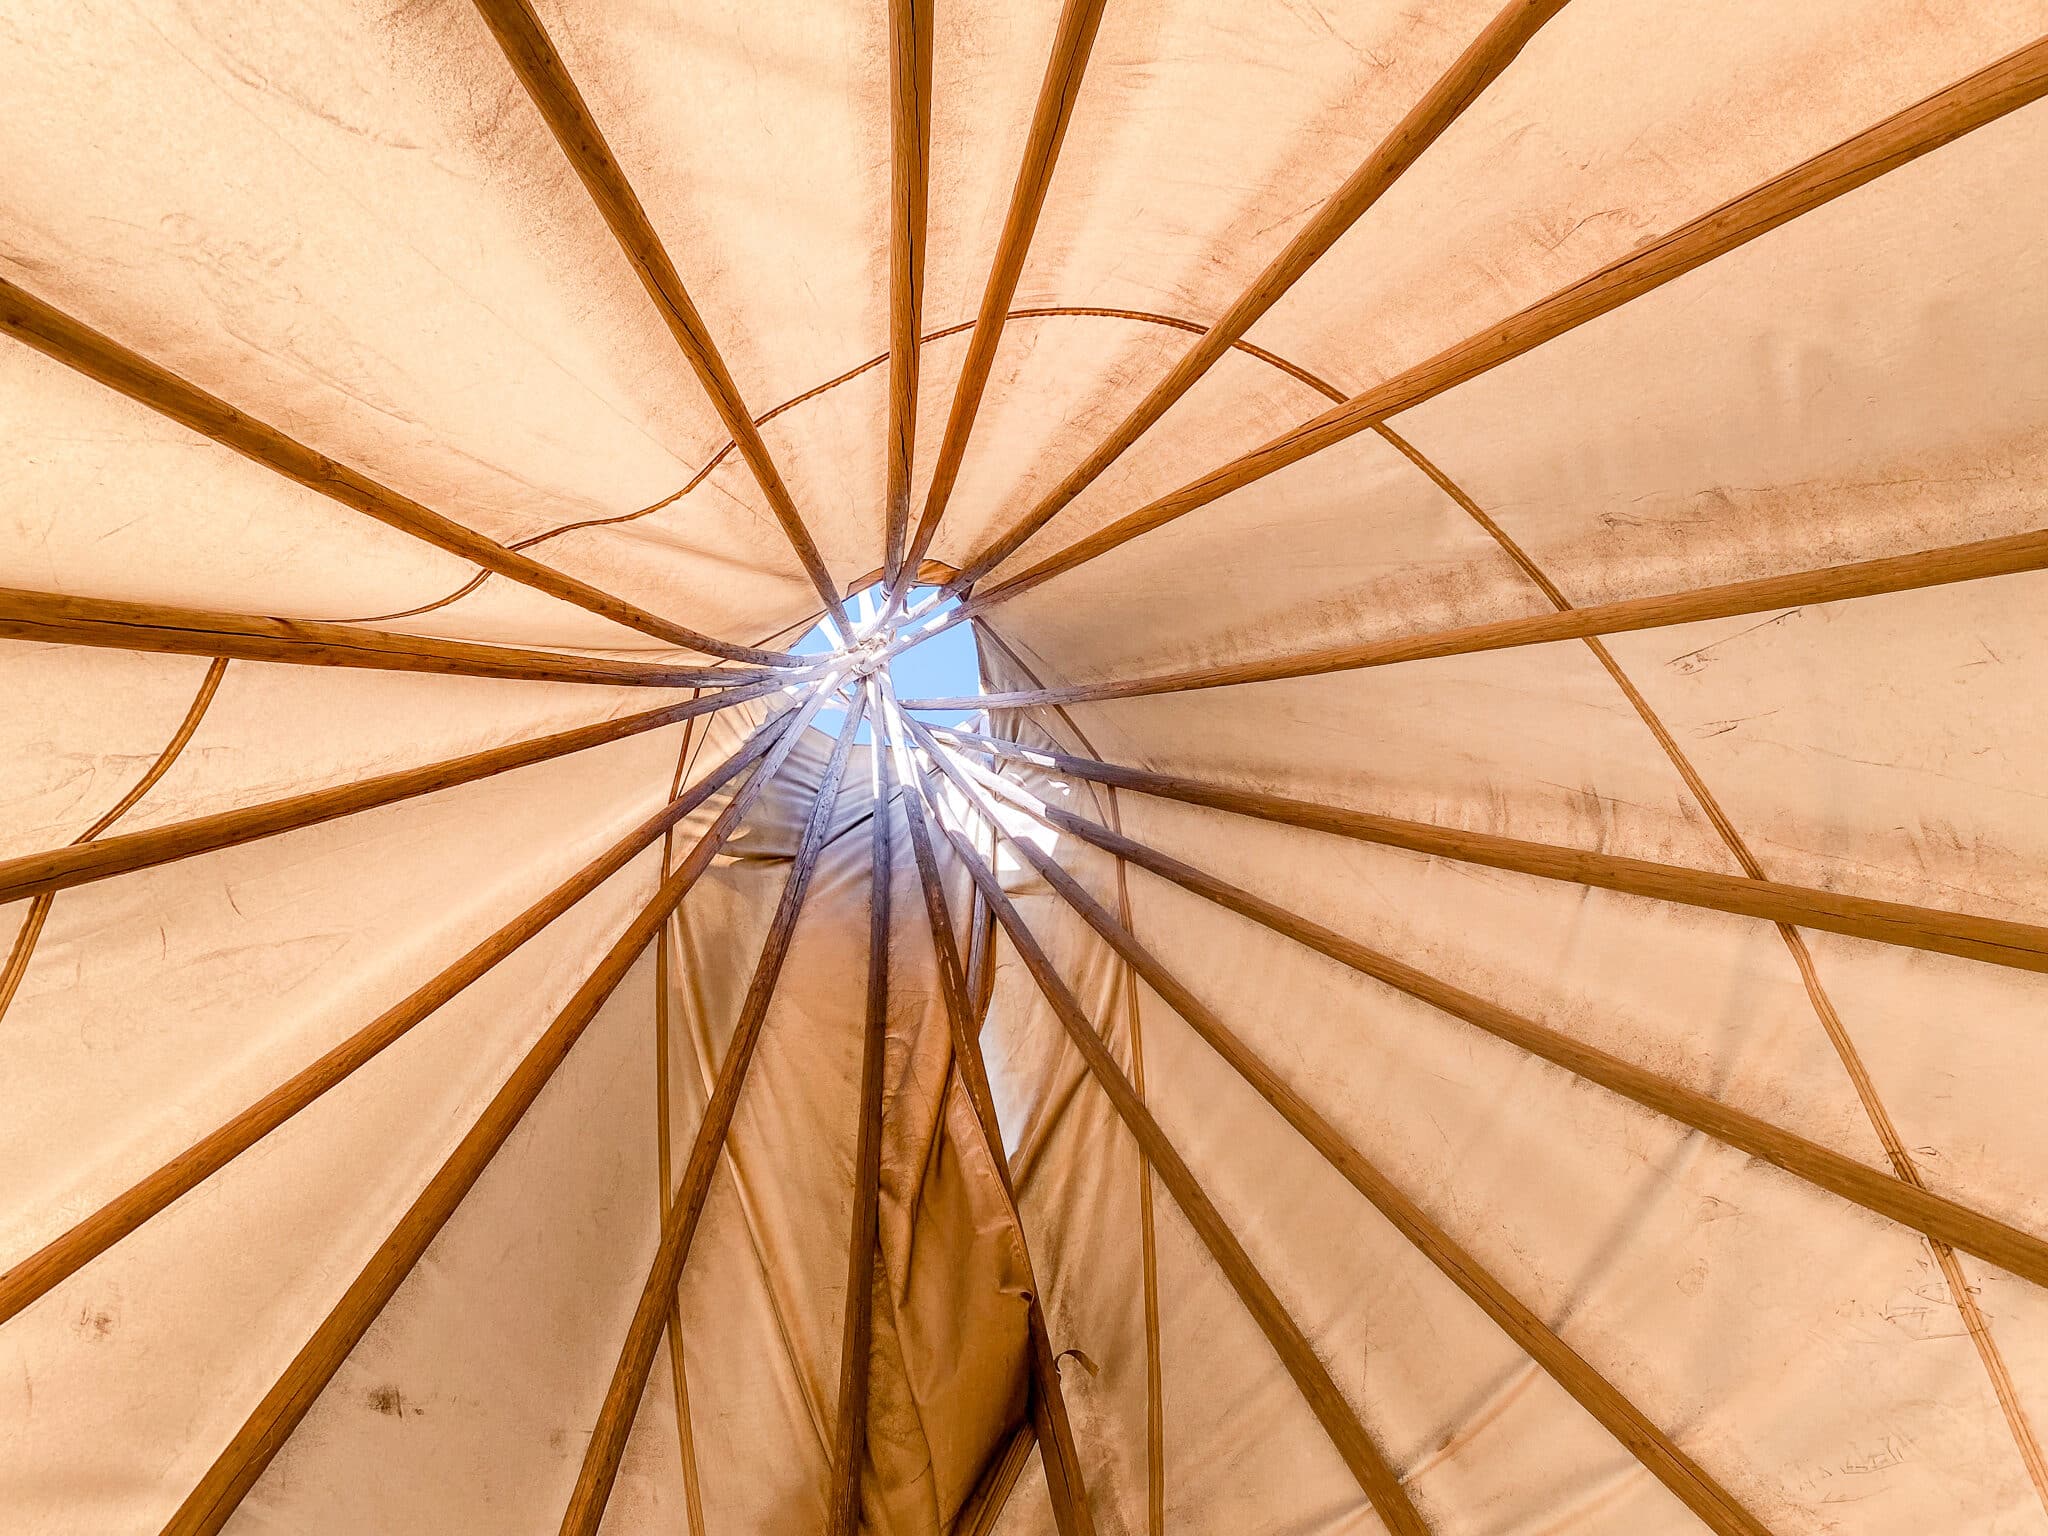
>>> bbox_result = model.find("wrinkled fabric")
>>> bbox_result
[4,2,2048,1533]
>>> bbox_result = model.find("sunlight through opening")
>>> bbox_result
[791,581,982,742]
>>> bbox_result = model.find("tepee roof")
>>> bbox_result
[4,2,2048,1532]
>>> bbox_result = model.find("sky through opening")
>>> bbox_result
[792,584,981,743]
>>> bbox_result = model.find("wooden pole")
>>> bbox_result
[965,36,2048,607]
[927,525,2048,708]
[0,276,790,665]
[1019,787,2048,1291]
[654,733,715,1536]
[470,0,852,632]
[0,678,786,905]
[879,696,1098,1536]
[950,1420,1038,1536]
[895,0,1111,586]
[883,0,935,584]
[0,584,788,689]
[909,721,1769,1535]
[0,658,227,1025]
[947,627,1172,1518]
[0,707,801,1327]
[162,681,837,1536]
[561,695,869,1534]
[826,684,894,1536]
[913,757,1430,1536]
[934,728,2048,974]
[945,0,1570,590]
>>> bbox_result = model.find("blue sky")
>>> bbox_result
[794,585,980,743]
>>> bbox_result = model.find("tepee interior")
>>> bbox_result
[5,1,2048,1532]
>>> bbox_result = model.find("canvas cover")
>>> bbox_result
[3,2,2048,1532]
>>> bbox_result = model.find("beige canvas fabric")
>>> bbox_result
[3,2,2047,1532]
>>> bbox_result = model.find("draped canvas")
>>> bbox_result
[4,3,2047,1533]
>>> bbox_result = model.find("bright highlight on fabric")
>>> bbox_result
[3,5,2046,1534]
